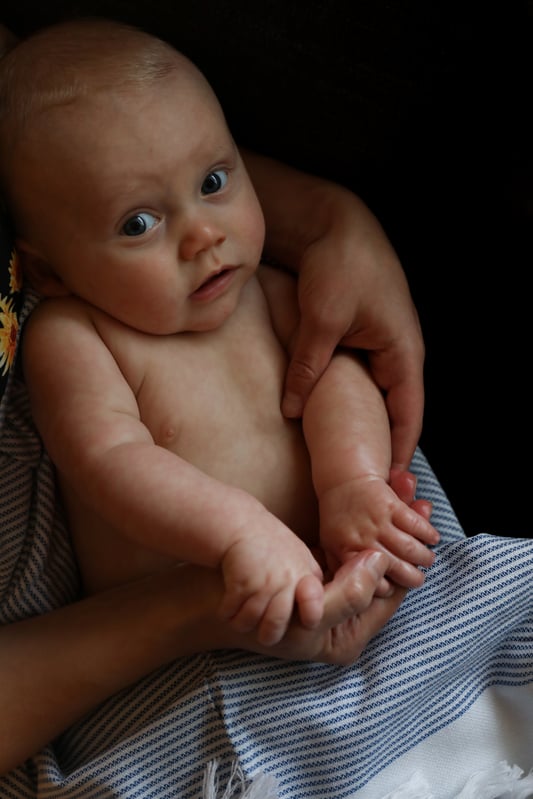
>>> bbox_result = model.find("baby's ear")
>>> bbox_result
[16,240,69,297]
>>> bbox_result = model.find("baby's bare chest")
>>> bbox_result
[140,315,290,463]
[109,295,316,533]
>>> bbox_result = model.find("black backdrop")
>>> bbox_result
[3,1,531,537]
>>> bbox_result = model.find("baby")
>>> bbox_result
[0,18,438,646]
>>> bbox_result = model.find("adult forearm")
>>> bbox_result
[0,23,17,57]
[0,555,406,775]
[0,566,222,775]
[241,149,370,269]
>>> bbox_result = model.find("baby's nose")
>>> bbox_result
[179,219,226,261]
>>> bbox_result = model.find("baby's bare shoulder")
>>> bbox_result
[24,295,108,342]
[22,296,98,365]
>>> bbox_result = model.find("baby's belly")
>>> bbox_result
[67,422,318,595]
[237,426,318,544]
[170,415,319,544]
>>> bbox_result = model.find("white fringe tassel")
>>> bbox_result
[380,761,533,799]
[202,760,533,799]
[202,759,279,799]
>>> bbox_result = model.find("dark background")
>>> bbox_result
[3,1,531,537]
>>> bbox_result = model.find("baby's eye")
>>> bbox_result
[201,169,228,196]
[121,212,158,237]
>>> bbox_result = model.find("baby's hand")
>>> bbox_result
[219,510,324,646]
[318,475,439,589]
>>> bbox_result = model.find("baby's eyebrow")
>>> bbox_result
[99,176,158,216]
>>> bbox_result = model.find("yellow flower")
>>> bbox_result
[9,248,22,294]
[0,294,19,376]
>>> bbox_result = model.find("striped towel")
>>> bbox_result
[1,293,532,798]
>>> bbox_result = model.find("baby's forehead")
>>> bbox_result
[7,55,208,165]
[1,24,223,192]
[1,20,207,130]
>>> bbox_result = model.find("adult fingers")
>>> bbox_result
[281,319,337,418]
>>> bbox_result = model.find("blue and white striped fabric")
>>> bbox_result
[1,292,532,798]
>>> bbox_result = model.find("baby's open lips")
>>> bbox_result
[199,268,229,288]
[190,266,237,300]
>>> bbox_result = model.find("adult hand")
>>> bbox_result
[283,190,424,472]
[229,550,406,665]
[242,151,424,472]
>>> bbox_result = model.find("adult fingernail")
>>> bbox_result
[363,551,386,574]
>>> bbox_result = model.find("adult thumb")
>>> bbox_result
[281,323,336,418]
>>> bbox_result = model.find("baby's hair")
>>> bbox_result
[0,18,187,167]
[0,17,195,212]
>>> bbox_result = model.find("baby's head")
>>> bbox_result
[0,18,265,334]
[0,18,185,217]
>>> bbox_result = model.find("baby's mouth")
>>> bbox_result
[190,267,236,300]
[200,269,228,289]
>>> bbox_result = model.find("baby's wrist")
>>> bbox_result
[219,493,269,557]
[200,487,264,568]
[317,472,386,502]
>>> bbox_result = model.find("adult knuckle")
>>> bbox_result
[289,358,318,383]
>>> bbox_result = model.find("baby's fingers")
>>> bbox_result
[383,524,436,570]
[219,587,269,633]
[394,503,440,546]
[378,528,437,589]
[386,557,428,589]
[257,588,295,647]
[410,498,432,521]
[295,574,324,630]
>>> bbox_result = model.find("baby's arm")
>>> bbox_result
[22,298,322,646]
[258,264,438,588]
[302,351,439,587]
